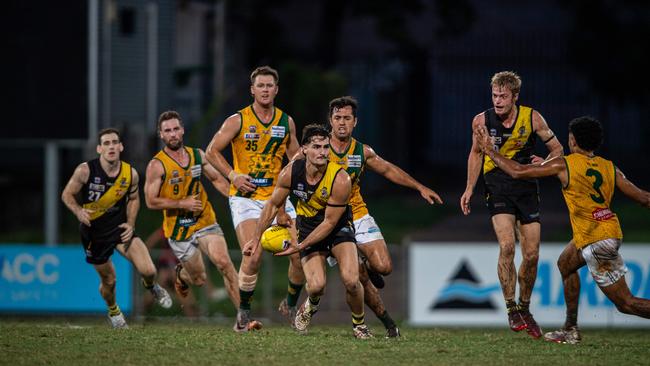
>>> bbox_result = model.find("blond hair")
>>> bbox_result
[491,71,521,95]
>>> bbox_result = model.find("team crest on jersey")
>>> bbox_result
[297,183,304,191]
[347,155,362,168]
[271,126,286,138]
[518,126,527,137]
[249,125,256,133]
[489,129,497,136]
[320,187,328,198]
[120,177,128,187]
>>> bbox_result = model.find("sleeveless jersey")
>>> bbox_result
[483,105,538,194]
[562,154,622,249]
[153,147,217,241]
[81,158,131,231]
[290,159,352,235]
[329,138,368,220]
[229,105,290,200]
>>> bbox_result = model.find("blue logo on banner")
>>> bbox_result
[0,245,133,314]
[431,259,500,309]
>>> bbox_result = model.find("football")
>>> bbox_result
[260,225,291,253]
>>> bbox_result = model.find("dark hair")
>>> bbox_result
[98,128,121,145]
[250,65,279,84]
[301,124,330,145]
[328,96,358,119]
[569,116,603,152]
[157,110,183,131]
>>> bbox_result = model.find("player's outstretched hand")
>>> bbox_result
[274,241,304,257]
[420,186,443,205]
[119,223,134,243]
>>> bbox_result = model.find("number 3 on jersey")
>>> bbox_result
[586,168,605,204]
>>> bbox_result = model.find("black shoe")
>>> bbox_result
[385,326,401,338]
[367,268,385,289]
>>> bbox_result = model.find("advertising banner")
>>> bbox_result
[0,245,133,314]
[409,242,650,327]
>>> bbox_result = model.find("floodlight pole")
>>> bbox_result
[44,142,59,247]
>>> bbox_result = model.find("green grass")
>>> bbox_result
[2,320,649,366]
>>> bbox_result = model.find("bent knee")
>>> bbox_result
[615,299,636,315]
[342,279,361,294]
[373,261,392,276]
[191,273,207,287]
[522,251,539,264]
[499,244,516,259]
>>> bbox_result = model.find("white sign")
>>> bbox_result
[409,242,650,328]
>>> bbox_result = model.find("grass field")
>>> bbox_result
[2,320,649,366]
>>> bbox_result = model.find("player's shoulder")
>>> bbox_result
[472,112,486,125]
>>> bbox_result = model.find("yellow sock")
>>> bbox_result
[108,304,121,317]
[352,311,365,326]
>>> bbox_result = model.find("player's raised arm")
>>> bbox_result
[364,144,442,205]
[61,162,92,226]
[615,167,650,208]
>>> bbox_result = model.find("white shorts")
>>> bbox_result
[168,223,223,263]
[229,196,296,229]
[580,238,627,287]
[354,214,384,245]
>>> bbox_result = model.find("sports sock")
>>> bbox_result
[518,299,530,313]
[141,278,154,290]
[506,299,518,313]
[352,311,365,326]
[108,304,121,317]
[286,281,304,307]
[377,310,396,330]
[306,295,320,313]
[239,289,255,310]
[565,311,578,328]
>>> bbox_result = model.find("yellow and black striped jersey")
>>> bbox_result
[483,105,538,194]
[153,147,217,241]
[81,158,131,230]
[290,159,352,235]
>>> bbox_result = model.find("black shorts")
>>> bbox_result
[80,224,136,265]
[298,224,356,259]
[485,192,540,224]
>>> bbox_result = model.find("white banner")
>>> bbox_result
[409,242,650,328]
